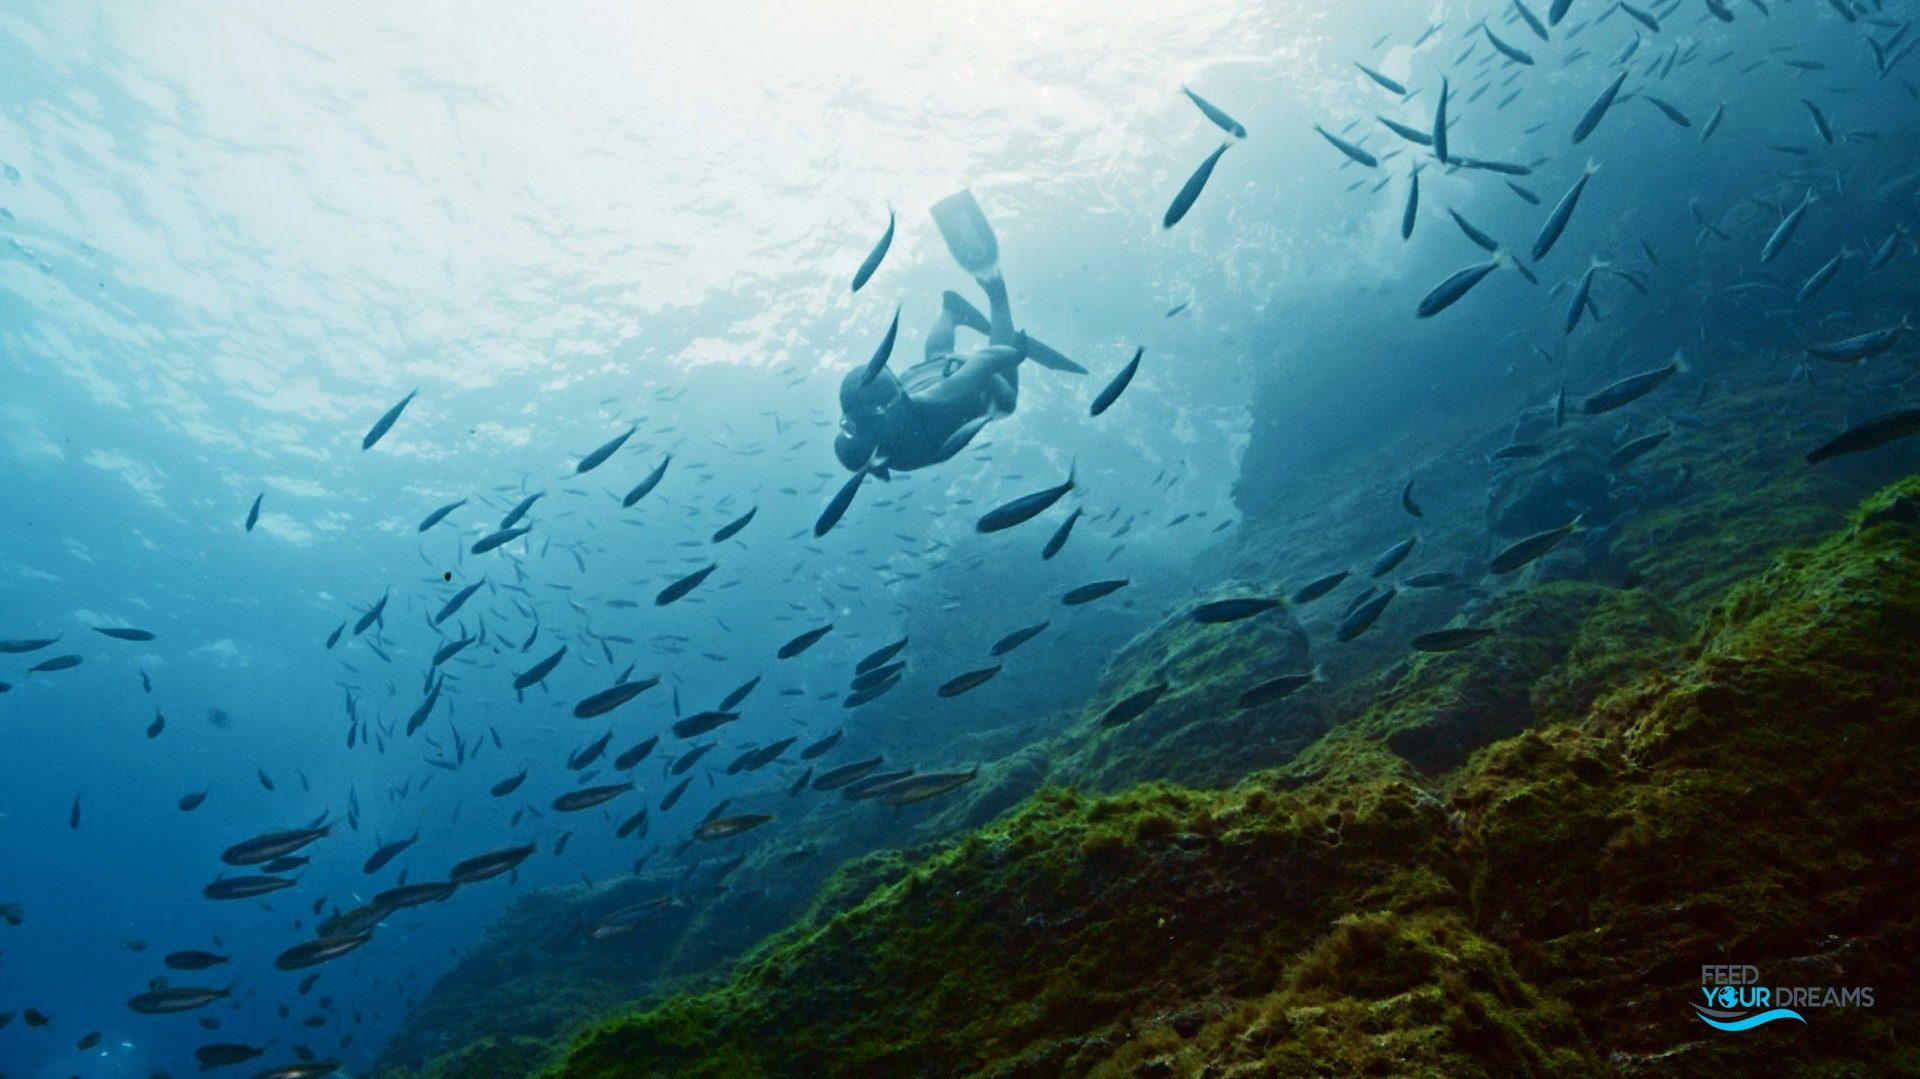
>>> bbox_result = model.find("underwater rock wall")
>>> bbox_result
[529,475,1920,1078]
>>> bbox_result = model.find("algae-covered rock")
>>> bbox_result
[535,476,1920,1079]
[1043,595,1325,793]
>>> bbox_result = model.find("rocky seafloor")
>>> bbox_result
[377,328,1920,1077]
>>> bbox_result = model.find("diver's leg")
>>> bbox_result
[978,273,1015,348]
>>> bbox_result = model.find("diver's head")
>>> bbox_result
[839,366,900,421]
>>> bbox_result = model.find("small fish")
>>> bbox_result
[1482,24,1535,65]
[1090,347,1143,417]
[1490,518,1583,573]
[203,875,299,900]
[513,647,566,691]
[417,498,467,532]
[1181,86,1246,138]
[816,464,869,537]
[1292,570,1349,604]
[1564,258,1604,334]
[1192,597,1284,624]
[362,831,419,875]
[1761,191,1814,263]
[362,388,417,450]
[163,950,230,971]
[274,932,371,971]
[195,1045,266,1071]
[614,736,659,770]
[1609,430,1671,468]
[1572,69,1629,144]
[1411,627,1496,652]
[1616,1,1660,32]
[1314,123,1378,167]
[1532,161,1598,261]
[1796,250,1846,304]
[672,711,739,739]
[1378,115,1434,146]
[1042,507,1083,560]
[624,455,672,507]
[937,666,1001,697]
[1355,63,1407,95]
[178,790,208,812]
[1433,77,1450,163]
[712,505,758,543]
[552,783,633,813]
[850,206,894,292]
[1401,477,1422,517]
[222,826,330,867]
[778,624,833,659]
[1700,104,1725,142]
[29,654,82,673]
[860,307,901,387]
[1371,536,1416,577]
[1642,94,1691,127]
[470,526,531,555]
[977,466,1075,533]
[1801,98,1834,144]
[1512,0,1549,40]
[990,621,1050,656]
[1583,354,1684,413]
[575,425,636,474]
[0,637,58,653]
[1163,141,1233,229]
[93,625,156,641]
[128,984,231,1014]
[1063,579,1129,605]
[245,493,262,532]
[694,813,774,841]
[1100,681,1171,728]
[656,563,718,605]
[800,730,844,760]
[1335,588,1396,642]
[856,638,909,674]
[1417,252,1508,318]
[1807,410,1920,464]
[876,768,980,806]
[812,756,885,790]
[1806,322,1906,363]
[1402,169,1420,239]
[574,676,660,719]
[1236,672,1316,708]
[449,842,535,884]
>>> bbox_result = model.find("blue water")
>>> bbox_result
[1,0,1914,1075]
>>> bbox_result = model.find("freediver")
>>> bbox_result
[834,189,1084,478]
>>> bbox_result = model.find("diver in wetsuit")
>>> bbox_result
[834,190,1084,477]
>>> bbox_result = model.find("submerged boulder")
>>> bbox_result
[1045,591,1325,793]
[1485,448,1611,538]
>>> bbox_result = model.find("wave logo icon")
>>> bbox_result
[1693,985,1805,1031]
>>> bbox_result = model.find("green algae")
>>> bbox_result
[519,476,1920,1079]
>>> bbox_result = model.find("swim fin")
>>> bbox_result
[931,189,1000,279]
[1023,336,1087,375]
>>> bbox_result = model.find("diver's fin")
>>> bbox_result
[931,189,1000,278]
[941,290,993,335]
[1023,335,1088,374]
